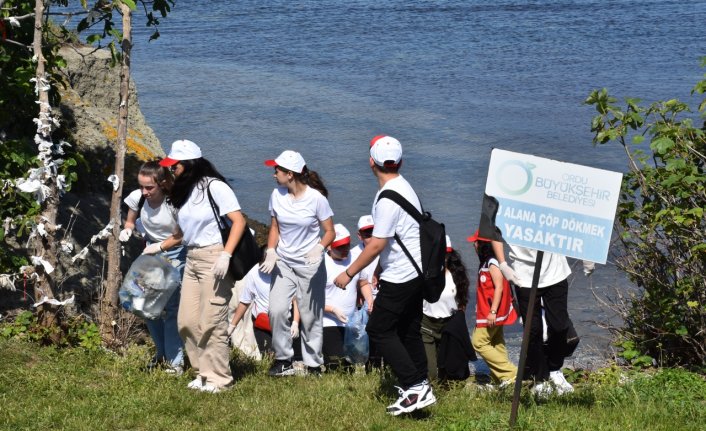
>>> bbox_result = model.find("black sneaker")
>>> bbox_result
[268,359,295,377]
[386,380,437,416]
[306,365,323,376]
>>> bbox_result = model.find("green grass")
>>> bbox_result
[0,339,704,431]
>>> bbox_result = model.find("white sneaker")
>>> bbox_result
[187,377,204,390]
[199,383,221,394]
[164,365,184,376]
[531,381,554,399]
[498,379,515,390]
[386,380,436,416]
[549,370,574,395]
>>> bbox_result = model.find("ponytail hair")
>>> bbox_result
[446,250,470,310]
[295,166,328,197]
[475,240,495,269]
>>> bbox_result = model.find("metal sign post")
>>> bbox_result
[509,251,543,428]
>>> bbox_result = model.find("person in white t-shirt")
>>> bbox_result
[355,215,378,312]
[333,135,436,416]
[354,214,382,370]
[322,224,361,371]
[492,241,575,396]
[421,235,470,381]
[227,261,275,356]
[159,139,248,394]
[259,150,335,377]
[120,161,185,375]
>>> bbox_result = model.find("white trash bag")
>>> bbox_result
[119,254,180,319]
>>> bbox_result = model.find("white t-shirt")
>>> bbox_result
[509,245,571,288]
[240,265,271,318]
[372,175,422,283]
[423,270,457,318]
[124,189,178,242]
[323,246,361,327]
[177,178,241,247]
[269,185,334,267]
[355,243,379,299]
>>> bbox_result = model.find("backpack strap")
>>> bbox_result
[376,189,424,278]
[377,189,425,223]
[137,195,146,214]
[206,180,229,232]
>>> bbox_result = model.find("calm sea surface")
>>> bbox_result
[128,0,706,356]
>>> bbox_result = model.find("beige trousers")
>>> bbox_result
[179,244,233,388]
[471,326,517,384]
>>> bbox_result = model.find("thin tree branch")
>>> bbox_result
[0,37,30,50]
[2,13,35,21]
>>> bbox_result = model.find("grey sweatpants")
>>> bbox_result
[269,259,326,367]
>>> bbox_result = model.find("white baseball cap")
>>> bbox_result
[331,224,351,248]
[357,215,374,231]
[370,135,402,167]
[159,139,202,167]
[264,150,306,174]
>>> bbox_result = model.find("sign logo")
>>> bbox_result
[496,160,535,196]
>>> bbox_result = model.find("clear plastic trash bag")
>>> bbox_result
[119,254,180,320]
[343,307,369,364]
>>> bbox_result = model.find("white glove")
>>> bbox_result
[259,248,278,274]
[290,321,300,339]
[331,307,348,324]
[305,243,325,265]
[582,260,595,276]
[142,242,162,255]
[119,228,132,242]
[499,261,521,285]
[227,323,236,337]
[211,251,231,279]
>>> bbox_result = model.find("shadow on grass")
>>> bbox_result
[517,386,598,408]
[229,350,265,381]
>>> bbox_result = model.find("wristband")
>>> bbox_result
[159,243,165,252]
[345,269,353,278]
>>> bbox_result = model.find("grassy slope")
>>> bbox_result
[0,339,704,431]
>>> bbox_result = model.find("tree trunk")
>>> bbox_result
[31,0,59,329]
[100,3,132,345]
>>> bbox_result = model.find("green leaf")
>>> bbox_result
[632,135,645,144]
[665,158,686,171]
[650,136,675,154]
[86,34,102,45]
[686,301,698,308]
[675,326,688,336]
[77,18,89,33]
[120,0,137,10]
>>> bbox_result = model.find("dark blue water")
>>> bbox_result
[129,0,706,355]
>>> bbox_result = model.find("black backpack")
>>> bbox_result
[377,190,447,303]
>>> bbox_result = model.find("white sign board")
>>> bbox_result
[485,149,622,263]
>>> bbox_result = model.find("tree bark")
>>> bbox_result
[31,0,59,329]
[100,3,132,345]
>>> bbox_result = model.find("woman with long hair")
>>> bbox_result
[468,230,518,387]
[159,139,247,393]
[420,235,471,381]
[259,150,335,376]
[120,161,185,374]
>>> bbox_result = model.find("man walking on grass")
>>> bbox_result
[334,135,436,415]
